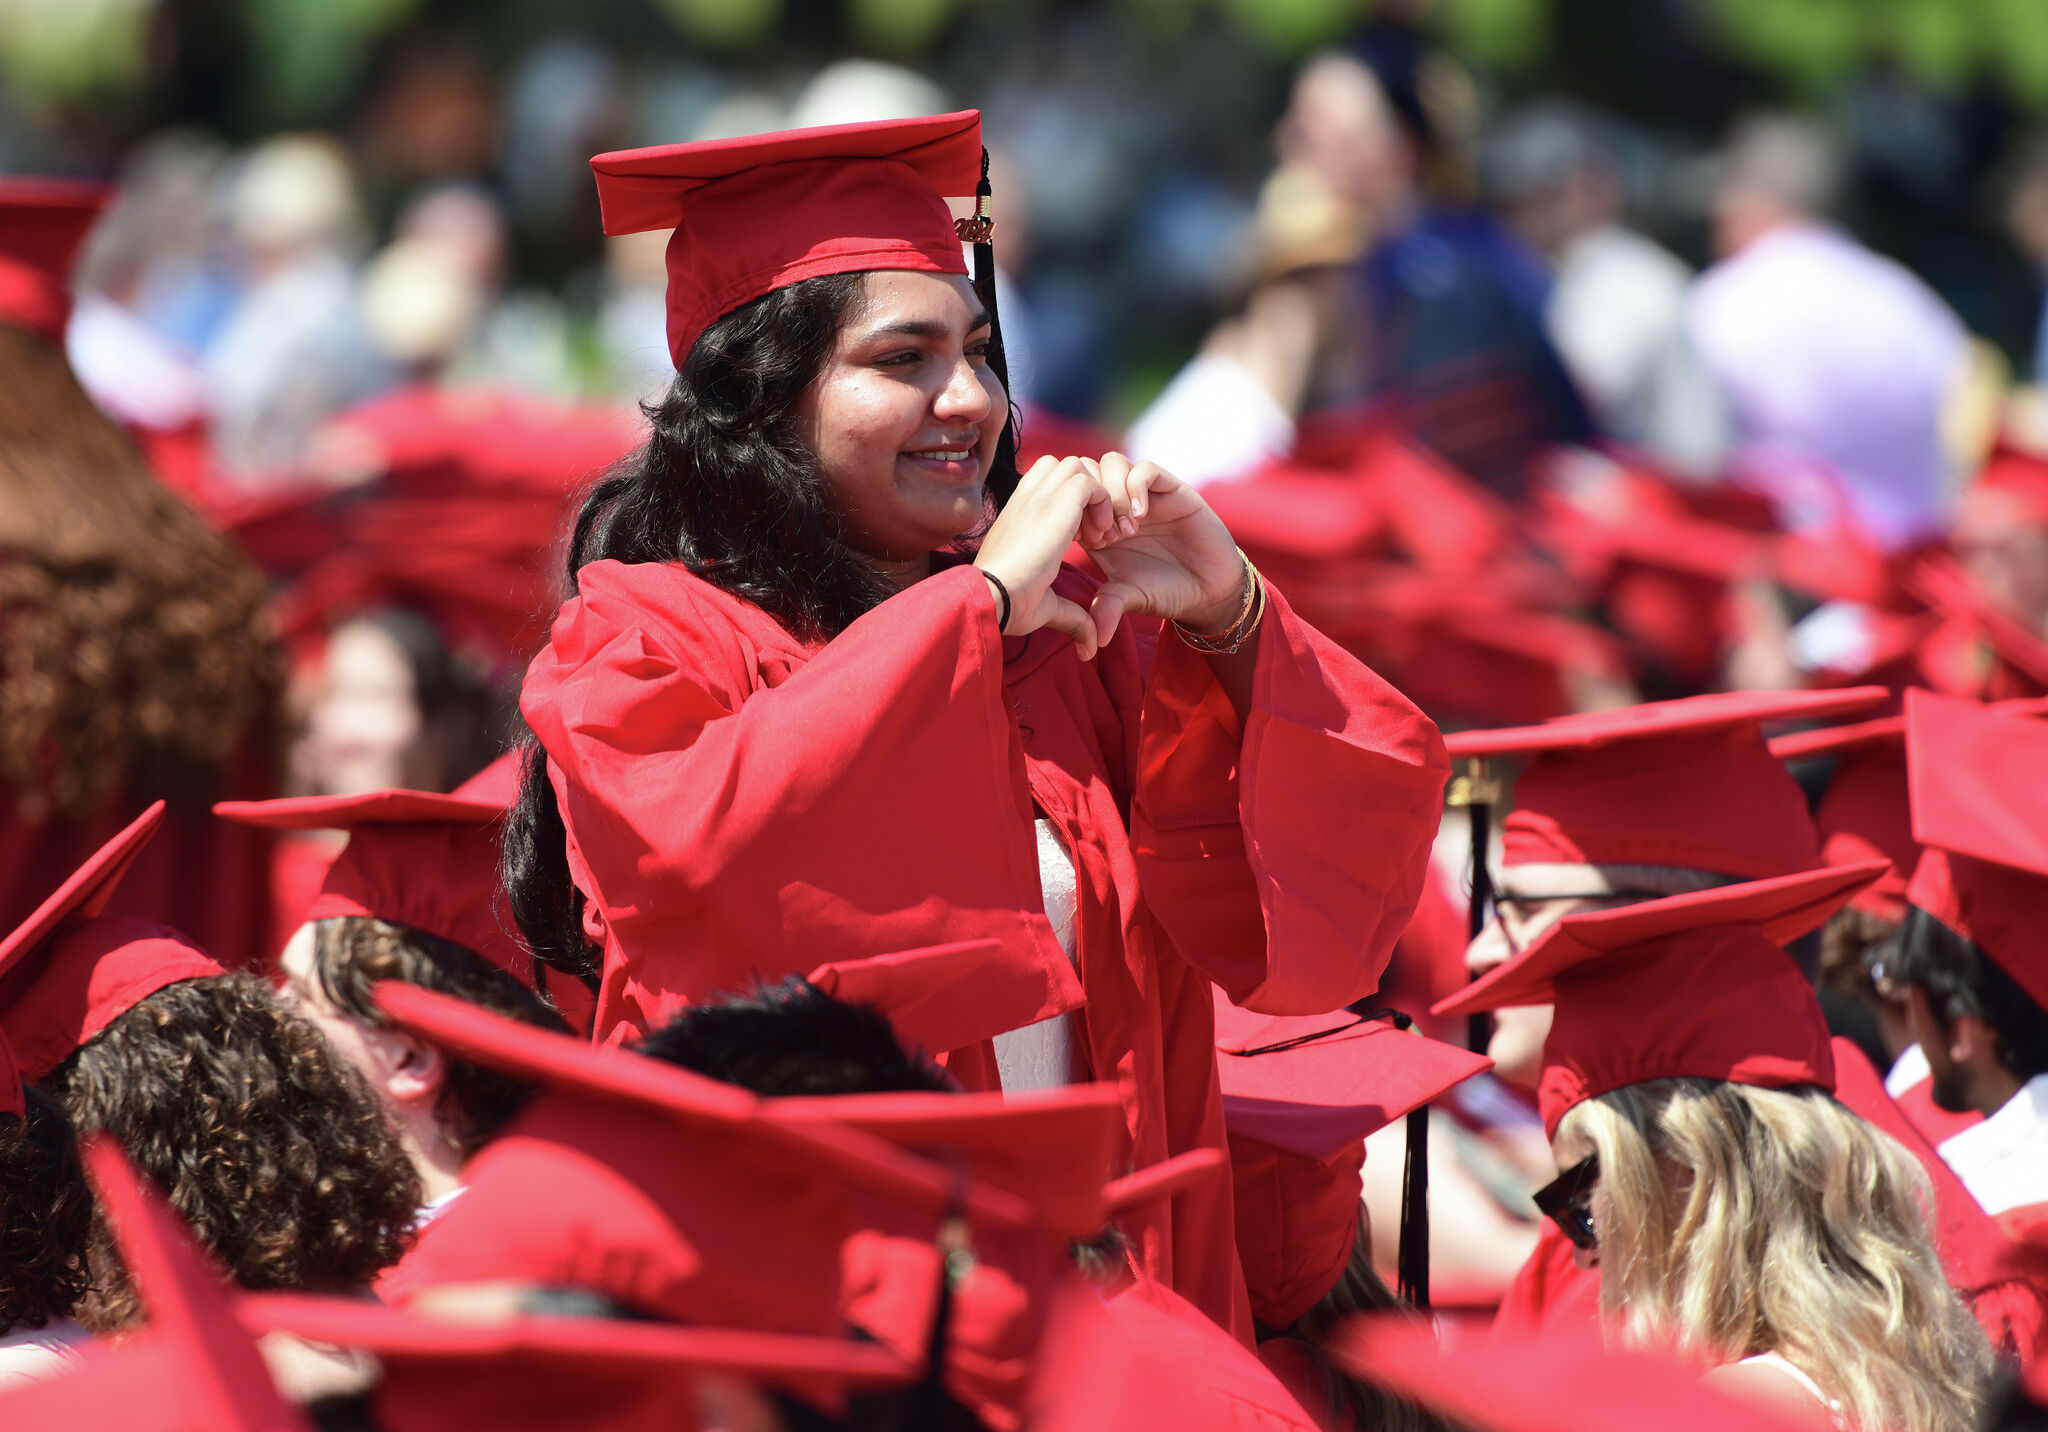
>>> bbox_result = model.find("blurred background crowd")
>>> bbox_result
[15,0,2048,1327]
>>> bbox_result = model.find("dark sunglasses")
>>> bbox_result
[1532,1153,1600,1251]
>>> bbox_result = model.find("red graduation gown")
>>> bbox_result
[520,558,1449,1339]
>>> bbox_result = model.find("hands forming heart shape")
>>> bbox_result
[973,452,1248,661]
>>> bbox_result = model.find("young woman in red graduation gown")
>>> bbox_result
[502,111,1449,1341]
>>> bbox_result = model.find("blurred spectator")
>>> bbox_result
[1687,113,1969,551]
[1484,102,1728,479]
[1956,443,2048,639]
[2006,138,2048,388]
[202,135,392,480]
[290,611,493,800]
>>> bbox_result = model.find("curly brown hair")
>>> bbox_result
[309,915,565,1159]
[43,972,423,1331]
[0,325,279,821]
[0,1085,94,1334]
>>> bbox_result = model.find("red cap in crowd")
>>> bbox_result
[1905,688,2048,1011]
[1212,992,1491,1326]
[1447,687,1887,878]
[0,178,112,345]
[0,802,225,1080]
[1770,714,1916,919]
[591,112,983,369]
[214,752,530,985]
[1434,861,1885,1135]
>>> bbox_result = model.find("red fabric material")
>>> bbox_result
[1829,1037,2048,1365]
[1,916,224,1080]
[517,557,1450,1338]
[0,1028,18,1120]
[217,753,534,986]
[1769,715,1915,918]
[1976,441,2048,528]
[1905,689,2048,1009]
[1337,1316,1814,1432]
[241,1291,915,1432]
[1466,694,1889,878]
[386,1084,1086,1430]
[1097,1276,1322,1432]
[1212,994,1491,1328]
[805,940,1065,1061]
[0,800,229,1079]
[1434,864,1884,1137]
[1892,1069,1982,1147]
[1490,1220,1602,1343]
[589,112,981,369]
[263,835,335,964]
[0,178,111,344]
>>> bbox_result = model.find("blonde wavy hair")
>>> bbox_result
[1559,1078,1993,1432]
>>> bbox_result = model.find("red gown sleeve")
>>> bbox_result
[1131,581,1450,1014]
[520,560,1083,1039]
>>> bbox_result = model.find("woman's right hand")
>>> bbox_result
[975,455,1114,660]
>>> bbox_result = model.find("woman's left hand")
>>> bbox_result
[1082,451,1246,649]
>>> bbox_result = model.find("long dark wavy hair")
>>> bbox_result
[45,973,423,1331]
[502,271,1018,993]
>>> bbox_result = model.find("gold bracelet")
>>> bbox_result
[1175,549,1266,655]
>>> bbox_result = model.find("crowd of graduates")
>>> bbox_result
[14,34,2048,1432]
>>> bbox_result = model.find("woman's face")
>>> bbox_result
[796,270,1007,566]
[303,621,426,796]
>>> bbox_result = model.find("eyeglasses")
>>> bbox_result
[1532,1153,1600,1251]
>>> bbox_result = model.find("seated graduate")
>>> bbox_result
[0,805,421,1332]
[1437,856,1993,1432]
[1889,691,2048,1248]
[502,106,1448,1341]
[215,752,573,1265]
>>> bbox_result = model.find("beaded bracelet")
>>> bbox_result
[1174,548,1266,655]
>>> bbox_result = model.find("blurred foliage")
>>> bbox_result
[654,0,785,50]
[1215,0,1359,55]
[1703,0,2048,106]
[0,0,154,111]
[243,0,421,125]
[1433,0,1550,74]
[847,0,957,53]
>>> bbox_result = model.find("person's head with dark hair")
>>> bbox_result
[505,267,1020,986]
[1886,904,2048,1117]
[638,975,952,1097]
[42,970,423,1331]
[278,914,564,1197]
[300,609,493,799]
[0,1085,93,1338]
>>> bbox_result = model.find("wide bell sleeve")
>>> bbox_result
[1130,581,1449,1014]
[520,560,1083,1038]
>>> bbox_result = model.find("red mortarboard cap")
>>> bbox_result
[376,980,1037,1228]
[804,938,1054,1057]
[214,753,530,985]
[0,802,225,1080]
[590,112,982,369]
[236,1292,912,1432]
[0,1137,315,1432]
[1770,715,1915,918]
[1330,1316,1813,1432]
[1434,862,1884,1135]
[1905,689,2048,1009]
[1213,995,1492,1325]
[770,1083,1125,1239]
[1973,439,2048,527]
[1448,688,1887,878]
[0,178,112,345]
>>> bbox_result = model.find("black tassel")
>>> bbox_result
[899,1170,975,1429]
[1397,1104,1430,1311]
[963,146,1019,499]
[1465,794,1493,1056]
